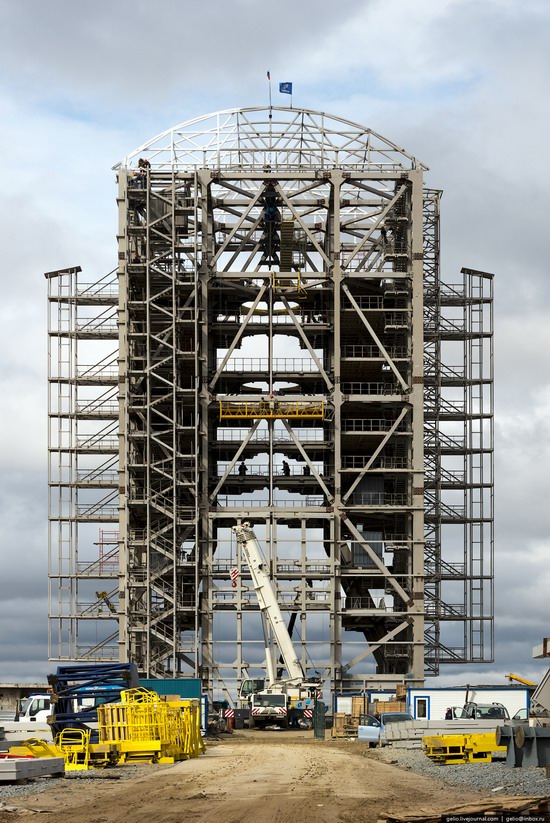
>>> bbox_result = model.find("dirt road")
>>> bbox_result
[0,732,491,823]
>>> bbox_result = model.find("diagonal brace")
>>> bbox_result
[342,407,409,502]
[341,516,410,604]
[209,283,268,389]
[281,420,333,502]
[279,296,333,390]
[342,284,408,391]
[209,420,261,502]
[341,620,410,674]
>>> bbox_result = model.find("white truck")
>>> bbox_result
[232,522,322,729]
[15,694,52,723]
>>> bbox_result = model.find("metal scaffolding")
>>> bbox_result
[422,198,494,672]
[47,107,494,697]
[47,266,120,661]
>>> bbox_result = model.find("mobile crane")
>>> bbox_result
[232,522,322,729]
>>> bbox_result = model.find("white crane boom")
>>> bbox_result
[232,522,305,684]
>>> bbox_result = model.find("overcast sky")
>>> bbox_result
[0,0,548,688]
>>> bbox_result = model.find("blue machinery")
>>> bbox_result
[48,663,140,743]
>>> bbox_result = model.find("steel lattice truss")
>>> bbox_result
[47,107,493,697]
[115,107,427,173]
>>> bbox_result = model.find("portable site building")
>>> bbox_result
[335,686,530,720]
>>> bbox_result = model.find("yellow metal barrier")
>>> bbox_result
[57,729,91,771]
[219,399,324,420]
[423,732,506,765]
[98,689,205,764]
[9,730,116,772]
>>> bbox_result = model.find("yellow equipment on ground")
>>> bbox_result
[8,731,117,771]
[423,732,507,765]
[97,688,205,764]
[9,688,205,770]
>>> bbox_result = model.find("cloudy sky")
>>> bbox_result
[0,0,548,688]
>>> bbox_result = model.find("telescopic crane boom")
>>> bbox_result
[232,522,305,685]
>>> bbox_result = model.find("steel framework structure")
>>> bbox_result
[47,107,494,695]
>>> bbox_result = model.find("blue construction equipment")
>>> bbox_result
[48,663,139,743]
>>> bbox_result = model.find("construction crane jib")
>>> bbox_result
[232,522,305,686]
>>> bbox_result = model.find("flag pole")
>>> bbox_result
[267,70,272,111]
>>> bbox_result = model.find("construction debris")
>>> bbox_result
[377,795,550,823]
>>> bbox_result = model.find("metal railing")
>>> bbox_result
[218,357,322,373]
[217,462,323,477]
[342,345,408,358]
[349,492,409,506]
[216,429,327,443]
[342,455,409,469]
[75,400,119,415]
[76,469,118,484]
[75,317,118,334]
[76,363,119,380]
[215,496,325,508]
[344,596,389,610]
[341,383,403,396]
[75,434,119,450]
[76,503,119,519]
[214,310,330,325]
[343,296,384,310]
[342,418,409,432]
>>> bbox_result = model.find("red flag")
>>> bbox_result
[267,70,271,80]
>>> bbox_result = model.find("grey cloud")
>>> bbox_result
[0,0,359,107]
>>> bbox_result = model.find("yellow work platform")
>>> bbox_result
[219,399,324,420]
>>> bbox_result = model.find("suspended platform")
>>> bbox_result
[218,399,324,420]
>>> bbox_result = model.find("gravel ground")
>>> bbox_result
[0,764,155,802]
[375,747,550,797]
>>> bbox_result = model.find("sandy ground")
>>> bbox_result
[0,731,496,823]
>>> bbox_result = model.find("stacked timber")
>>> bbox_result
[351,696,368,720]
[374,700,407,715]
[331,713,359,738]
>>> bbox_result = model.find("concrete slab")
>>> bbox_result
[0,757,64,782]
[1,723,53,743]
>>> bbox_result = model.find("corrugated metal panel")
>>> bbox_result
[140,678,202,699]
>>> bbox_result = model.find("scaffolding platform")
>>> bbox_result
[218,399,324,420]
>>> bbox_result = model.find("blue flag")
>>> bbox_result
[279,82,293,95]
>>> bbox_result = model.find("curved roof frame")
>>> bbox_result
[114,106,427,173]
